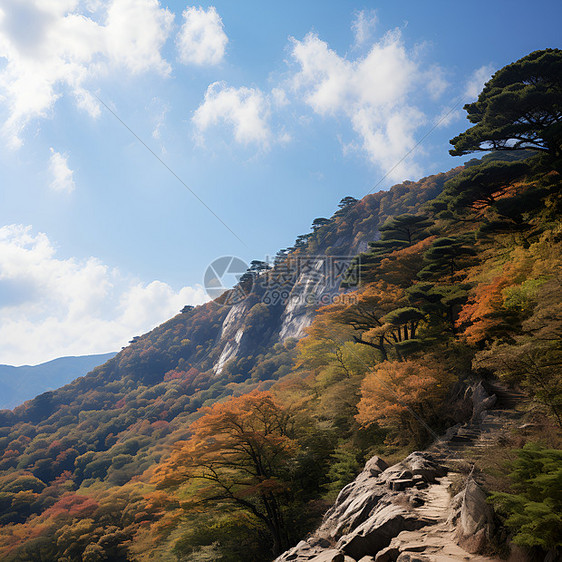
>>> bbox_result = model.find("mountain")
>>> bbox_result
[0,170,458,557]
[0,48,561,560]
[0,152,560,560]
[0,353,117,410]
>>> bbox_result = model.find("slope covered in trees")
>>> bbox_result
[0,49,561,561]
[0,170,455,561]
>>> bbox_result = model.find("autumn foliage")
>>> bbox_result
[153,391,300,555]
[356,360,454,445]
[0,52,561,560]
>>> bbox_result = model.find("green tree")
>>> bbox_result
[344,214,432,287]
[333,196,359,217]
[441,160,529,213]
[407,281,470,336]
[366,214,433,256]
[450,49,562,164]
[489,443,562,551]
[311,217,332,231]
[418,235,477,281]
[249,260,271,273]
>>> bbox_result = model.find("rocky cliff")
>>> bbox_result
[206,170,457,378]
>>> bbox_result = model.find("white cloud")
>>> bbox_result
[193,81,272,147]
[289,29,446,181]
[352,9,377,46]
[0,0,174,147]
[465,64,495,99]
[434,106,463,128]
[105,0,173,74]
[149,97,169,141]
[424,65,449,100]
[0,225,208,365]
[176,6,228,66]
[48,148,75,193]
[271,87,289,107]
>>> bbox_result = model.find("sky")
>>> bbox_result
[0,0,560,366]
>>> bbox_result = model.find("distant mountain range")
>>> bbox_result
[0,352,117,409]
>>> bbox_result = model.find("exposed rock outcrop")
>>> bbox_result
[337,504,434,560]
[204,171,456,377]
[276,452,447,562]
[470,382,497,423]
[455,478,494,553]
[276,383,513,562]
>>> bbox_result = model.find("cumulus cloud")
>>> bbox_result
[193,81,272,147]
[176,6,228,66]
[465,64,495,99]
[0,0,174,147]
[48,148,75,193]
[0,225,208,365]
[424,65,449,100]
[289,29,447,181]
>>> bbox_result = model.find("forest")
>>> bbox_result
[0,49,560,561]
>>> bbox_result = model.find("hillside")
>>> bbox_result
[0,354,117,410]
[0,49,561,562]
[0,170,458,559]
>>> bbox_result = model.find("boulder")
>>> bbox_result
[321,456,390,539]
[455,477,494,553]
[388,479,414,491]
[471,381,497,423]
[364,455,389,476]
[309,549,345,562]
[374,546,400,561]
[445,491,463,527]
[396,554,430,562]
[325,488,387,539]
[337,504,433,560]
[402,452,447,482]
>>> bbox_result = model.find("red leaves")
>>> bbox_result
[43,493,99,519]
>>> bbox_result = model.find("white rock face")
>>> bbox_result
[209,215,381,375]
[213,301,251,374]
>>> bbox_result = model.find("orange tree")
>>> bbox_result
[356,359,454,446]
[153,391,303,556]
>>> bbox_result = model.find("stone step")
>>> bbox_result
[457,427,481,435]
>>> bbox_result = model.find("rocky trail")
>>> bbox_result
[430,381,526,467]
[276,381,527,562]
[377,476,497,562]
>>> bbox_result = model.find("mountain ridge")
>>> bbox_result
[0,352,117,410]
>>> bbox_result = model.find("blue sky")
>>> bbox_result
[0,0,560,365]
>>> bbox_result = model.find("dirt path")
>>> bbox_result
[388,476,501,561]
